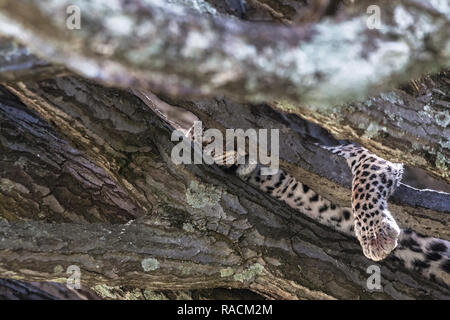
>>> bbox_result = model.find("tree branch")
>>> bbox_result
[0,77,448,298]
[0,0,448,106]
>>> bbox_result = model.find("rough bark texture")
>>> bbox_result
[0,0,449,300]
[0,77,449,299]
[0,0,448,106]
[144,90,449,239]
[0,0,448,182]
[273,70,450,183]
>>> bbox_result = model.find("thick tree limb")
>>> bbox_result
[0,0,448,106]
[0,77,449,299]
[273,70,450,182]
[0,38,67,82]
[140,90,450,240]
[0,0,448,182]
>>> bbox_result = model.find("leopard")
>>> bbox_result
[196,135,449,286]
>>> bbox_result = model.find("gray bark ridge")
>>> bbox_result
[0,77,448,299]
[0,0,448,106]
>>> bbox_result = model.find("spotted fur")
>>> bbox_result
[196,137,449,286]
[320,144,403,261]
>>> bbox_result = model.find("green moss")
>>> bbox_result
[186,181,222,208]
[182,223,195,232]
[435,152,448,177]
[92,284,118,299]
[53,265,64,274]
[380,92,403,105]
[435,110,450,128]
[141,258,159,272]
[143,290,169,300]
[362,121,387,139]
[220,267,234,278]
[233,263,264,282]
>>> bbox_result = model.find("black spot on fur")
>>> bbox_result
[331,216,342,222]
[413,259,430,269]
[292,183,298,191]
[369,174,377,180]
[355,203,360,210]
[400,238,422,253]
[319,204,329,213]
[309,194,319,202]
[302,184,309,193]
[343,210,351,220]
[428,241,447,252]
[387,180,393,188]
[362,171,370,177]
[372,181,378,186]
[274,178,284,188]
[371,165,380,171]
[380,173,387,184]
[362,204,368,211]
[425,252,442,261]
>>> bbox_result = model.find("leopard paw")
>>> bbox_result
[354,210,400,261]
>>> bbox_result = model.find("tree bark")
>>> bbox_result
[0,0,448,106]
[0,0,449,300]
[0,77,448,299]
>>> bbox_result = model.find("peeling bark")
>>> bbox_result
[143,90,449,239]
[0,0,449,300]
[272,70,450,182]
[0,77,448,299]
